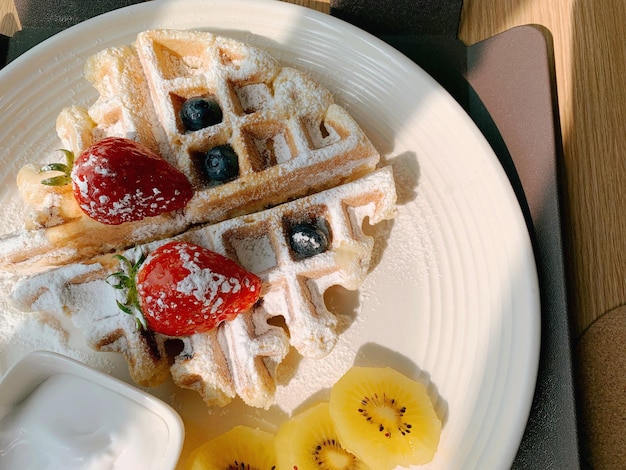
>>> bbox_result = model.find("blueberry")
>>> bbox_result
[202,145,239,182]
[180,96,223,131]
[289,223,329,259]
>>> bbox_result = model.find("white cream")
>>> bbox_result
[0,373,171,469]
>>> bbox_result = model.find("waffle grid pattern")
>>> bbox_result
[1,29,380,272]
[11,168,397,408]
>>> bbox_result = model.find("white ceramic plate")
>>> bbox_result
[0,1,540,468]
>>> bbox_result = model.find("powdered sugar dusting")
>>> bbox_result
[0,30,381,273]
[0,276,116,376]
[0,29,403,428]
[176,245,242,307]
[6,168,397,413]
[236,83,271,113]
[274,315,363,411]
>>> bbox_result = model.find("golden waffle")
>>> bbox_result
[0,29,380,273]
[11,168,397,408]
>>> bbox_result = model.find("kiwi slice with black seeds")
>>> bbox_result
[275,402,370,470]
[185,425,277,470]
[329,366,441,470]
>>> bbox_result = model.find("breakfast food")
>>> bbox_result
[329,367,441,469]
[66,137,195,225]
[11,168,398,408]
[0,372,178,469]
[0,29,380,273]
[275,402,370,470]
[2,27,401,414]
[115,240,264,336]
[185,366,440,469]
[185,426,277,470]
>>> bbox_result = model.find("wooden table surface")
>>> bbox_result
[1,0,623,466]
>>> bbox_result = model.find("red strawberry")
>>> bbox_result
[132,241,262,336]
[71,137,193,225]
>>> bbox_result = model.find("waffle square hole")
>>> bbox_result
[152,40,211,80]
[242,122,296,171]
[235,83,273,114]
[303,117,342,150]
[224,228,277,273]
[217,44,246,69]
[283,211,332,261]
[95,107,123,132]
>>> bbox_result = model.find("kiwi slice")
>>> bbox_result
[329,366,441,470]
[185,425,277,470]
[275,402,371,470]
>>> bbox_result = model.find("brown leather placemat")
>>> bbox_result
[465,26,578,469]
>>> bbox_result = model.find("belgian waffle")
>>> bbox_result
[11,168,397,408]
[0,29,380,273]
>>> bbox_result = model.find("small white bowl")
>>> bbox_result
[0,350,184,469]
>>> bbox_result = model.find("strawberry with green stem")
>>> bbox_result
[107,251,149,330]
[39,149,74,186]
[107,241,263,336]
[41,137,194,225]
